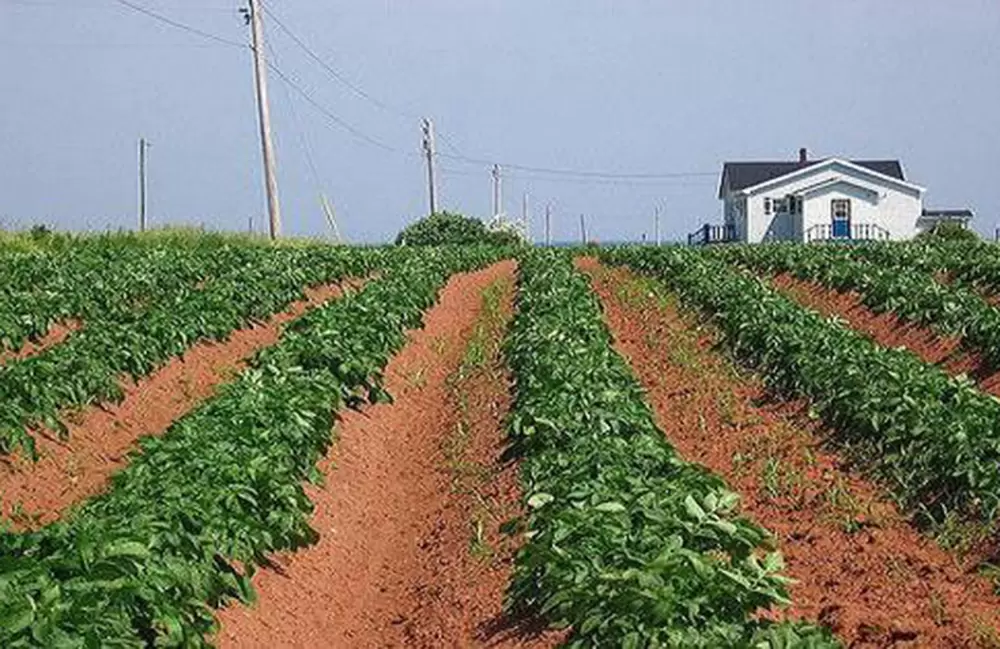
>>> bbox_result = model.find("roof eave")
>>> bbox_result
[738,158,924,196]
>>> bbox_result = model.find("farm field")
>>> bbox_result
[3,232,1000,647]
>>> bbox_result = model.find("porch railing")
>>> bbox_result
[805,223,891,243]
[687,223,737,246]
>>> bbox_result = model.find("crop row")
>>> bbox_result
[603,247,1000,527]
[0,234,274,353]
[713,243,1000,370]
[828,240,1000,294]
[0,246,503,647]
[0,245,391,457]
[504,250,833,647]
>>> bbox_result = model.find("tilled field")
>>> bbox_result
[4,235,1000,647]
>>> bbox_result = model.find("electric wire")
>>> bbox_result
[110,0,247,48]
[261,3,422,121]
[267,62,416,157]
[256,1,716,182]
[267,40,347,240]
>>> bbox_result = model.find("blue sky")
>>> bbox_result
[2,0,998,242]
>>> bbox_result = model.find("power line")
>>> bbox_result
[261,3,421,121]
[439,166,715,187]
[267,62,415,157]
[100,1,717,188]
[110,0,247,48]
[437,150,716,180]
[7,0,233,8]
[254,2,715,182]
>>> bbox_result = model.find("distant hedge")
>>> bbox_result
[916,221,979,243]
[395,212,521,246]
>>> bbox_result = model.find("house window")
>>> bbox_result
[764,198,771,215]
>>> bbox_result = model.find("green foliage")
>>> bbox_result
[395,211,520,246]
[713,243,1000,370]
[0,244,389,457]
[916,221,979,243]
[822,240,1000,294]
[604,246,1000,527]
[505,250,836,647]
[0,246,503,646]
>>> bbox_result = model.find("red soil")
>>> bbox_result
[768,273,1000,397]
[0,320,81,366]
[0,280,362,528]
[580,258,1000,648]
[216,261,562,649]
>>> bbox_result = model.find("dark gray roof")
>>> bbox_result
[921,209,974,219]
[719,159,905,197]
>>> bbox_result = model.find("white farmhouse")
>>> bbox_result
[691,149,954,245]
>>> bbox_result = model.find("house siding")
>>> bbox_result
[741,162,922,243]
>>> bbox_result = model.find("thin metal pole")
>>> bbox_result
[580,213,587,245]
[522,192,530,241]
[654,205,661,246]
[545,203,551,247]
[491,164,502,219]
[248,0,282,239]
[422,118,438,216]
[138,138,149,232]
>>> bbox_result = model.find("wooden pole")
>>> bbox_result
[249,0,282,239]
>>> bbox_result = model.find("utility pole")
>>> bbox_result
[138,138,150,233]
[248,215,254,235]
[580,213,587,245]
[545,203,552,247]
[521,192,530,241]
[491,164,502,219]
[247,0,282,239]
[654,205,661,246]
[422,118,438,216]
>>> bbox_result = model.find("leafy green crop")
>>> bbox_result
[713,243,1000,370]
[0,234,270,354]
[505,250,836,647]
[0,246,503,647]
[604,246,1000,527]
[0,245,389,457]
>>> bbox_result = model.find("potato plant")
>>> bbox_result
[603,246,1000,526]
[714,243,1000,369]
[505,250,836,647]
[0,246,503,647]
[0,245,389,457]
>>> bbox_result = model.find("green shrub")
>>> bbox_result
[395,211,521,246]
[916,221,979,243]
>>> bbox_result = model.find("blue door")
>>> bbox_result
[831,199,851,238]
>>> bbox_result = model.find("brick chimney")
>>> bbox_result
[799,147,808,163]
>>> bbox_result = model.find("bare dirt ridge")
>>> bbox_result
[769,272,1000,397]
[0,279,363,529]
[217,260,562,649]
[579,258,1000,649]
[0,320,81,366]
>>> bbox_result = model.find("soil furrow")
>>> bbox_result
[768,272,1000,396]
[0,320,81,366]
[580,258,1000,648]
[217,260,560,649]
[0,279,363,529]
